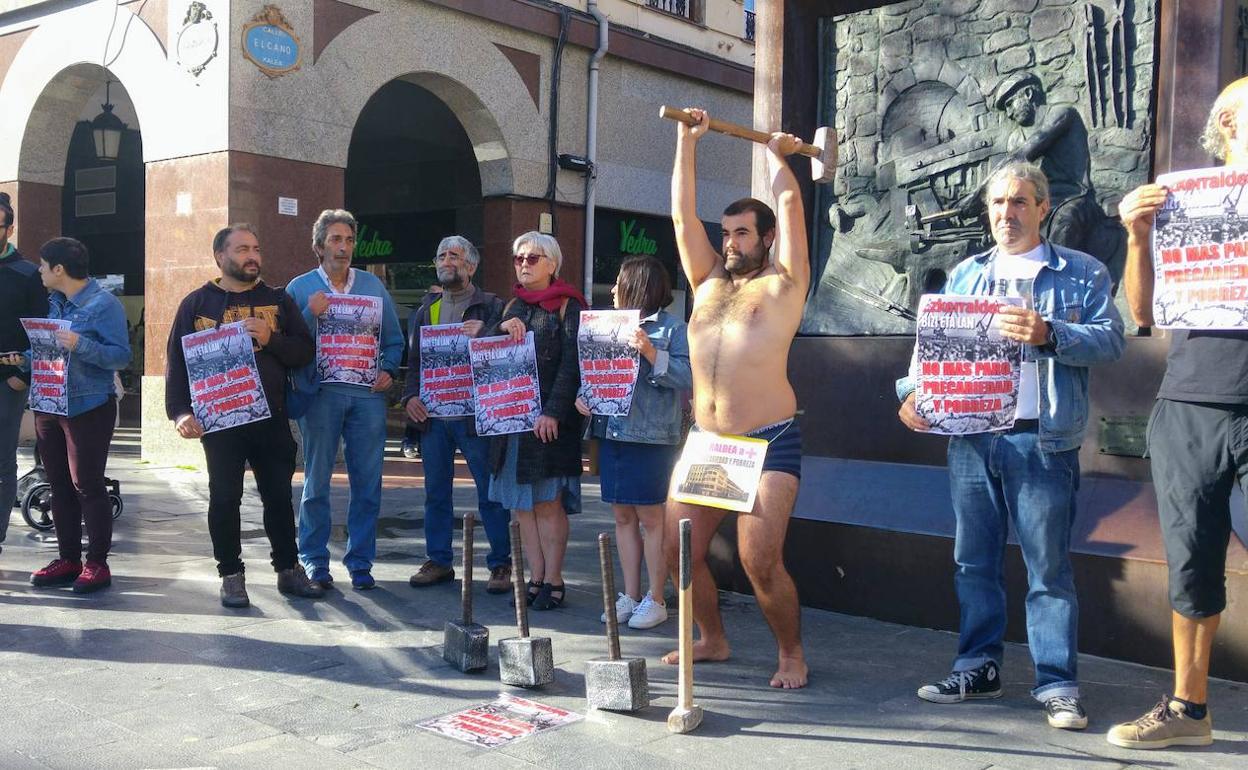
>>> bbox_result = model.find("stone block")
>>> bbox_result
[498,636,554,688]
[1030,8,1073,40]
[984,27,1028,55]
[969,16,1010,35]
[912,14,955,42]
[946,36,983,61]
[995,47,1035,74]
[980,0,1039,14]
[848,53,876,77]
[879,30,912,59]
[584,657,648,712]
[1037,37,1074,64]
[442,621,489,673]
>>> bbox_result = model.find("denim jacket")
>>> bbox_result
[895,240,1124,452]
[41,279,131,417]
[589,310,692,445]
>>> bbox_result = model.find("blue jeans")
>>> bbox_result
[947,428,1081,700]
[0,380,26,543]
[421,418,510,569]
[297,390,386,574]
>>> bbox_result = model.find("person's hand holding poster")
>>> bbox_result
[419,323,474,418]
[317,295,383,386]
[182,321,271,434]
[914,294,1023,435]
[20,318,71,416]
[1152,165,1248,328]
[577,309,640,415]
[469,332,541,436]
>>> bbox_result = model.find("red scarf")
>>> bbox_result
[513,277,587,312]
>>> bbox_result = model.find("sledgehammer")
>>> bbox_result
[667,518,703,733]
[499,520,554,687]
[584,533,649,711]
[443,512,489,672]
[659,105,837,183]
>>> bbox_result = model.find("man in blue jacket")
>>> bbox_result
[286,209,404,591]
[896,161,1124,730]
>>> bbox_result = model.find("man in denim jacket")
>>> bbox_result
[896,161,1124,730]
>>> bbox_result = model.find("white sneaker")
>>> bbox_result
[627,594,669,629]
[601,593,639,624]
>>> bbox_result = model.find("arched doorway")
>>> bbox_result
[19,65,145,425]
[345,77,484,318]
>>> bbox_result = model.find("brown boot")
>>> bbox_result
[408,560,454,587]
[486,564,512,594]
[220,572,250,608]
[277,564,325,599]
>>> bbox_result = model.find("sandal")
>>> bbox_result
[511,580,543,608]
[532,582,565,611]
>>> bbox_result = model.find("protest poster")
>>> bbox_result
[417,694,582,749]
[418,323,474,418]
[669,430,768,513]
[469,332,541,436]
[181,321,271,434]
[20,318,71,416]
[316,294,383,386]
[577,309,640,416]
[914,294,1024,435]
[1151,165,1248,328]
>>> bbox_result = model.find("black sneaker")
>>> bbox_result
[1044,695,1088,730]
[917,661,1003,703]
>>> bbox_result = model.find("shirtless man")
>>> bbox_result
[662,108,811,689]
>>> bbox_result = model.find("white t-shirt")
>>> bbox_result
[990,244,1046,420]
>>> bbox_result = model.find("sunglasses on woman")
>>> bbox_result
[513,252,546,266]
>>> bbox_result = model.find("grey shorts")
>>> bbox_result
[1148,399,1248,617]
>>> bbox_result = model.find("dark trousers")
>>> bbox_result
[34,399,117,564]
[201,416,299,576]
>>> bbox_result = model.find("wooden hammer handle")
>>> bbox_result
[677,517,694,709]
[659,105,821,160]
[510,520,528,638]
[599,533,622,661]
[461,512,475,625]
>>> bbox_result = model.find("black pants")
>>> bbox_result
[35,399,117,564]
[201,416,299,576]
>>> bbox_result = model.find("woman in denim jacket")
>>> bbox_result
[576,256,692,630]
[16,239,130,593]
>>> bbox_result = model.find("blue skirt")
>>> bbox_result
[490,433,581,513]
[599,438,679,505]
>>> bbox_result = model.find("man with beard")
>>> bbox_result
[1106,75,1248,750]
[165,224,324,607]
[401,236,512,593]
[286,209,404,591]
[663,109,811,689]
[0,192,48,554]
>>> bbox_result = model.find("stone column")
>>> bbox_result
[0,180,62,257]
[480,197,585,298]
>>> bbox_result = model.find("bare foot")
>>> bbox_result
[661,638,731,665]
[769,655,808,689]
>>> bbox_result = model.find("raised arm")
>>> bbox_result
[1119,183,1169,328]
[671,108,722,289]
[766,133,810,290]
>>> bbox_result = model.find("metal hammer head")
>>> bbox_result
[809,126,837,185]
[585,656,649,712]
[667,704,704,734]
[499,636,555,688]
[443,620,489,672]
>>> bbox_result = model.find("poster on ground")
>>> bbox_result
[1152,165,1248,328]
[577,309,640,416]
[914,294,1023,435]
[417,694,582,749]
[469,332,541,436]
[669,430,768,513]
[181,321,271,434]
[20,318,71,416]
[316,295,383,386]
[418,323,474,417]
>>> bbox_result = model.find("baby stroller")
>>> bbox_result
[12,441,123,532]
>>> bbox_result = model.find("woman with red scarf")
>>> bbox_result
[489,231,585,610]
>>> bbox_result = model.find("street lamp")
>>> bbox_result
[90,81,126,162]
